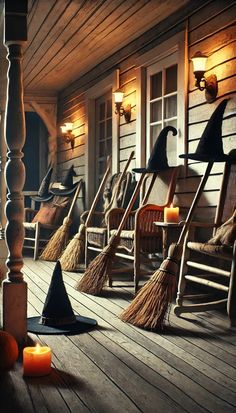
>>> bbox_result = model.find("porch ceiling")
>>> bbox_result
[0,0,190,99]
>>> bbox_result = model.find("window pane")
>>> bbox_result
[150,124,162,147]
[99,121,105,139]
[106,137,112,155]
[99,140,105,157]
[165,64,177,94]
[151,72,162,99]
[164,95,177,119]
[164,119,177,167]
[99,102,105,120]
[106,119,112,138]
[151,101,162,123]
[107,99,112,118]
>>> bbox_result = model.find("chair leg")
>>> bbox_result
[227,241,236,326]
[34,222,40,260]
[174,233,190,316]
[134,239,140,293]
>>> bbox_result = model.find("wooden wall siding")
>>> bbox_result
[57,0,235,225]
[183,0,236,219]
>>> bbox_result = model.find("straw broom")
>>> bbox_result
[40,180,83,261]
[75,171,146,295]
[60,151,134,271]
[59,158,112,270]
[120,162,214,330]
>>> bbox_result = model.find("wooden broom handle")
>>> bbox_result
[114,172,146,238]
[141,172,158,205]
[85,156,112,226]
[177,161,214,244]
[67,179,83,219]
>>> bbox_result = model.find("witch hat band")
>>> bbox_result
[31,166,54,202]
[27,261,97,335]
[180,99,231,162]
[50,165,79,196]
[133,126,177,173]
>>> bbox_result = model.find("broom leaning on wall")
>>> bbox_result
[40,179,83,262]
[75,126,178,295]
[60,151,135,271]
[120,99,231,330]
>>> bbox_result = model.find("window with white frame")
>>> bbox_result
[135,31,186,170]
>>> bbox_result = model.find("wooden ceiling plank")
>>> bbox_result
[24,0,82,77]
[27,0,58,50]
[24,0,177,91]
[28,1,188,92]
[24,0,72,68]
[24,0,109,86]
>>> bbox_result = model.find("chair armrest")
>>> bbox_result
[80,210,104,224]
[24,208,37,222]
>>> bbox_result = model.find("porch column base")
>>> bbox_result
[0,238,8,280]
[2,279,27,345]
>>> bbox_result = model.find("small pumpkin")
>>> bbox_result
[0,331,19,371]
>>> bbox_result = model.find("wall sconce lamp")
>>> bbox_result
[113,89,131,123]
[60,122,75,149]
[191,51,218,103]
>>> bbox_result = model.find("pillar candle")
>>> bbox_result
[164,205,179,223]
[23,344,51,377]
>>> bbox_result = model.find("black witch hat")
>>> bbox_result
[27,261,97,335]
[133,126,177,173]
[180,99,231,162]
[31,166,54,202]
[50,165,79,196]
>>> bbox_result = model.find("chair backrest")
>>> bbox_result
[141,166,181,206]
[214,157,236,232]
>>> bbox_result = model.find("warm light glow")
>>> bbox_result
[164,205,179,223]
[191,51,207,73]
[23,345,52,377]
[61,125,67,133]
[113,91,124,103]
[64,122,73,131]
[35,343,41,353]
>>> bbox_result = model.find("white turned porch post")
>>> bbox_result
[2,0,28,344]
[0,110,8,279]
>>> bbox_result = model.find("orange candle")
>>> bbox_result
[23,344,51,377]
[164,204,179,223]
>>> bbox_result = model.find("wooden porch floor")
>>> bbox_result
[1,257,236,413]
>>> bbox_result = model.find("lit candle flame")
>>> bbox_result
[35,343,41,353]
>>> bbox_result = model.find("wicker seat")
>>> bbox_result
[85,171,135,265]
[108,166,180,292]
[174,159,236,326]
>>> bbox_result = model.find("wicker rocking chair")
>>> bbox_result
[107,166,180,292]
[174,157,236,326]
[84,171,135,266]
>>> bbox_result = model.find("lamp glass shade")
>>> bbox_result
[113,91,124,103]
[60,125,67,134]
[191,52,207,73]
[64,122,73,131]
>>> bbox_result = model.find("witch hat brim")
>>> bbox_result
[180,99,231,162]
[50,181,80,196]
[27,315,97,335]
[27,261,97,335]
[31,193,54,202]
[133,126,177,173]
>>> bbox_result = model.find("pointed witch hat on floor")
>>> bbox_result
[27,261,97,334]
[75,125,178,295]
[120,98,232,330]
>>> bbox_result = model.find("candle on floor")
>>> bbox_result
[23,343,51,377]
[164,204,179,223]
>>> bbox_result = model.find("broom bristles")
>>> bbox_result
[40,217,72,261]
[120,243,182,330]
[60,224,86,271]
[75,236,119,295]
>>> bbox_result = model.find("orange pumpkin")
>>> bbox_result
[0,331,19,370]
